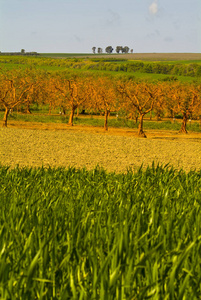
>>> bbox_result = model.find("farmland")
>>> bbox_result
[0,54,201,299]
[39,52,201,61]
[1,163,201,299]
[1,124,201,172]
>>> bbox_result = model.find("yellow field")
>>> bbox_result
[1,122,201,172]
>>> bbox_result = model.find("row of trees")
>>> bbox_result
[1,70,201,137]
[0,49,39,56]
[92,46,133,54]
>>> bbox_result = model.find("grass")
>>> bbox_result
[2,111,201,132]
[84,69,200,83]
[0,164,201,299]
[1,55,201,83]
[4,112,64,124]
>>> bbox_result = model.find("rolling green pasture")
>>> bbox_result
[0,165,201,299]
[0,55,201,83]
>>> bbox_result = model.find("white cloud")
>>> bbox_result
[149,0,158,15]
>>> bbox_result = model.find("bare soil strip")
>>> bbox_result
[85,53,201,61]
[1,122,201,172]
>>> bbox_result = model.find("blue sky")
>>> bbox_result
[0,0,200,53]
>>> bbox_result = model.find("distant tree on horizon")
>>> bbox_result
[105,46,113,54]
[116,46,123,53]
[98,47,103,54]
[92,46,132,54]
[122,46,130,54]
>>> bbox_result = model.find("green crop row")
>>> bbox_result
[84,61,201,77]
[1,55,201,81]
[0,164,201,299]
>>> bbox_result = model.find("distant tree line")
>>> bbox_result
[0,49,39,56]
[92,46,133,54]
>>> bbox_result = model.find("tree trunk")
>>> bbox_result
[48,103,52,115]
[76,107,79,116]
[2,107,9,127]
[138,114,147,138]
[156,111,162,121]
[61,106,66,115]
[104,110,109,131]
[25,102,31,114]
[134,112,139,124]
[68,106,77,126]
[179,113,188,133]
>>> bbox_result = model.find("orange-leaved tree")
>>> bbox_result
[167,82,201,133]
[0,71,34,127]
[17,69,41,114]
[54,76,91,125]
[42,76,61,115]
[152,82,167,121]
[117,80,160,137]
[90,77,118,131]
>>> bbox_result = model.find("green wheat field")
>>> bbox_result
[1,164,201,299]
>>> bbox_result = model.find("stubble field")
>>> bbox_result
[46,52,201,61]
[1,121,201,172]
[108,52,201,61]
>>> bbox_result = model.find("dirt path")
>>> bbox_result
[1,122,201,173]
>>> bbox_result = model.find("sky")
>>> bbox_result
[0,0,200,54]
